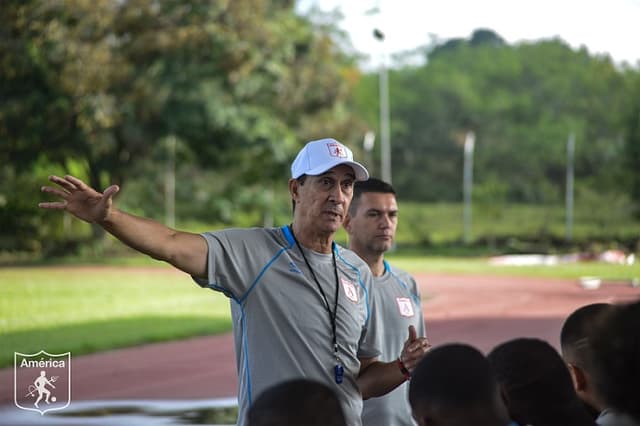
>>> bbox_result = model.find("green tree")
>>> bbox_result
[1,0,362,254]
[354,30,632,205]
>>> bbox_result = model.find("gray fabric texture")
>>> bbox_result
[194,226,380,426]
[362,262,426,426]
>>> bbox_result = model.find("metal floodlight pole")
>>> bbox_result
[363,131,376,175]
[566,132,575,242]
[463,131,475,244]
[374,28,391,183]
[165,135,176,228]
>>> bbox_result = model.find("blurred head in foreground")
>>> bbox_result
[589,300,640,422]
[247,378,346,426]
[560,302,613,416]
[487,337,596,426]
[409,343,510,426]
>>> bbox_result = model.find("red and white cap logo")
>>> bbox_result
[327,142,348,158]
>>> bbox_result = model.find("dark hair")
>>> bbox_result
[291,175,307,213]
[560,303,612,366]
[409,344,501,416]
[348,177,396,216]
[590,300,640,421]
[487,338,595,426]
[248,378,346,426]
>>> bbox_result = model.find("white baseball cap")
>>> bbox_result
[291,138,369,181]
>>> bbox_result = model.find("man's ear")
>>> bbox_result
[288,178,299,200]
[411,408,428,426]
[498,383,510,407]
[567,363,588,392]
[343,213,352,231]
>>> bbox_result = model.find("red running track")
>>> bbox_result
[1,272,638,403]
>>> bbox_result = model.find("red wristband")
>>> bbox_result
[397,357,411,380]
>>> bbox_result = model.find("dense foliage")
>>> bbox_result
[1,5,639,257]
[1,0,364,254]
[355,30,637,207]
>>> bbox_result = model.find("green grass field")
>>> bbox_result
[394,201,640,248]
[1,257,639,369]
[386,254,640,279]
[0,265,231,368]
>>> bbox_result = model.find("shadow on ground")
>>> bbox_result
[0,399,238,426]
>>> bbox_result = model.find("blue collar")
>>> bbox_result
[281,225,336,252]
[281,224,294,246]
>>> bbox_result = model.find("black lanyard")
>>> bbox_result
[289,225,344,384]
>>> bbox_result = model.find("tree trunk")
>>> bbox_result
[88,162,107,243]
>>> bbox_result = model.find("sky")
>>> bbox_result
[296,0,640,68]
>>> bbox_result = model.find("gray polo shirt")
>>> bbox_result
[597,409,640,426]
[195,226,380,426]
[362,261,426,426]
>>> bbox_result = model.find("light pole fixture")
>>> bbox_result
[463,131,475,244]
[373,28,391,184]
[566,132,575,242]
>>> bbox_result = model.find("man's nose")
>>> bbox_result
[329,185,348,203]
[379,214,393,228]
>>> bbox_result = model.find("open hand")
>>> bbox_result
[39,175,119,224]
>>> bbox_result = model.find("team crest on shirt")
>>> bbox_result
[396,297,415,317]
[340,278,359,303]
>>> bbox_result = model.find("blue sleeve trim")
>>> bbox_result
[387,263,421,305]
[239,244,290,305]
[238,226,294,303]
[232,227,295,415]
[205,283,238,301]
[281,224,295,246]
[239,303,253,406]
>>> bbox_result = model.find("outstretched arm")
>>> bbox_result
[40,175,208,278]
[357,325,431,399]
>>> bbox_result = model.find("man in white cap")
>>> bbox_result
[39,138,431,426]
